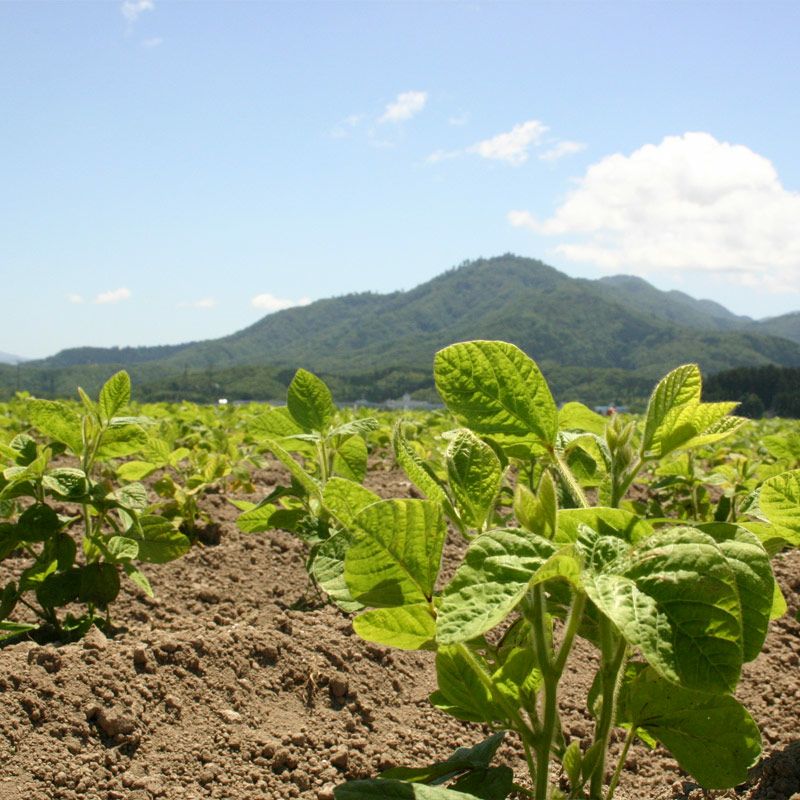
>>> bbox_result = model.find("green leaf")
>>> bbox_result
[26,399,83,454]
[323,477,380,527]
[585,527,744,693]
[679,409,746,450]
[758,470,800,544]
[310,529,362,611]
[739,520,798,556]
[0,524,20,560]
[381,732,506,783]
[558,402,607,436]
[77,386,96,415]
[392,421,446,504]
[264,437,320,498]
[696,523,775,662]
[128,515,190,563]
[450,767,514,800]
[287,368,336,433]
[98,371,131,421]
[123,563,154,597]
[771,581,788,620]
[18,504,61,542]
[79,563,121,606]
[641,364,701,457]
[512,483,539,534]
[762,433,800,464]
[42,467,88,499]
[618,666,761,789]
[329,418,380,438]
[434,341,557,457]
[353,603,436,650]
[0,581,18,621]
[446,429,503,531]
[333,435,368,482]
[0,621,38,641]
[249,406,306,439]
[431,645,506,724]
[236,503,277,533]
[345,499,446,607]
[53,533,76,570]
[491,647,542,706]
[335,781,479,800]
[9,434,38,465]
[95,424,148,460]
[657,402,741,458]
[107,536,140,561]
[562,741,583,792]
[114,482,149,511]
[36,568,81,608]
[437,528,557,644]
[558,507,653,545]
[117,460,159,481]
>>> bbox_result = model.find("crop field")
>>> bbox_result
[0,340,798,800]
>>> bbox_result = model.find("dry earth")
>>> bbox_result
[0,463,798,800]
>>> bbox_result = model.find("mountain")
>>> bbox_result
[592,275,750,330]
[6,255,800,405]
[756,312,800,345]
[0,351,26,365]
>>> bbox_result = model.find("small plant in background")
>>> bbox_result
[0,371,190,641]
[236,368,379,608]
[333,340,796,800]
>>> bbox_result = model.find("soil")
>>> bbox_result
[0,462,798,800]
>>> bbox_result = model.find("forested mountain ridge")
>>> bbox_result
[4,255,800,404]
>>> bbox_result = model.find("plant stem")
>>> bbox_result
[531,585,559,800]
[553,451,589,509]
[589,622,628,799]
[605,724,636,800]
[611,456,644,508]
[554,592,586,676]
[317,439,329,483]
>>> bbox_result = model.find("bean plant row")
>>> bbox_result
[1,342,799,800]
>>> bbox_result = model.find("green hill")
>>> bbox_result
[6,255,800,405]
[592,274,750,330]
[756,312,800,345]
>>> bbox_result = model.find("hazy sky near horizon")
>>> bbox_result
[2,1,800,358]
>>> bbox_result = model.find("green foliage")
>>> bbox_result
[0,372,189,641]
[239,369,379,608]
[333,340,793,800]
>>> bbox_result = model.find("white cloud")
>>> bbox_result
[251,294,312,312]
[468,120,548,166]
[179,297,216,310]
[141,37,163,48]
[426,149,461,164]
[539,140,586,162]
[67,293,84,304]
[95,287,132,305]
[121,0,154,23]
[379,91,428,124]
[448,113,469,126]
[509,132,800,291]
[331,114,364,139]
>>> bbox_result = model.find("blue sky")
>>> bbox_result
[2,1,799,358]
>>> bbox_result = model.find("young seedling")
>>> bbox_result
[237,368,379,609]
[0,371,190,640]
[334,340,791,800]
